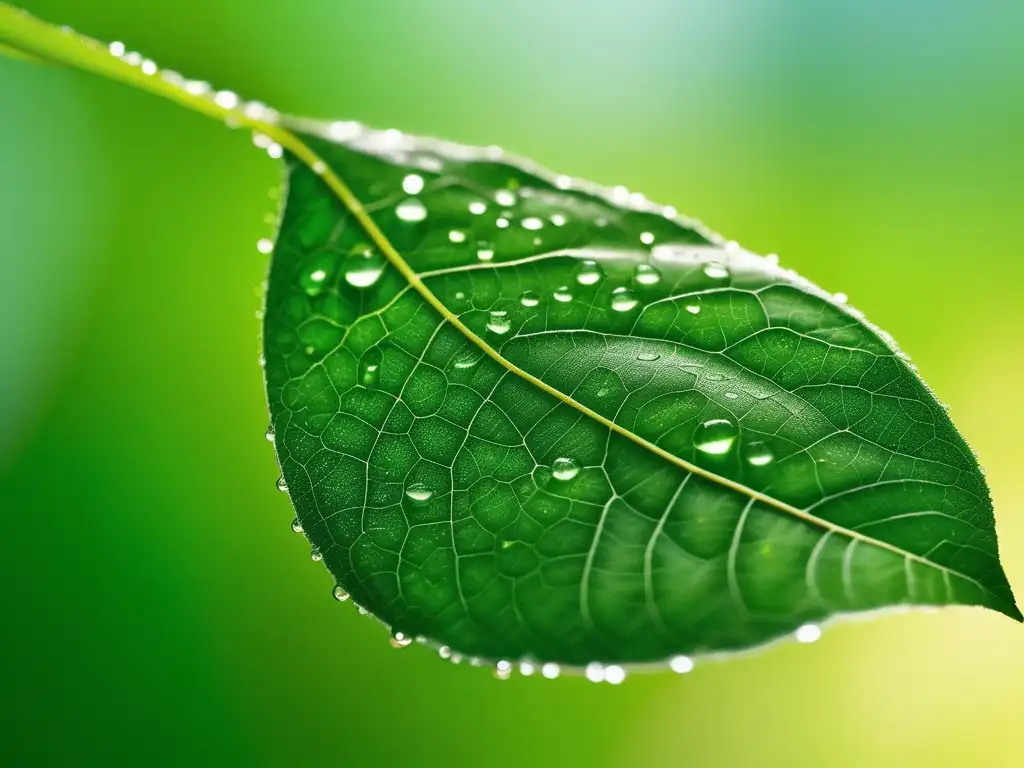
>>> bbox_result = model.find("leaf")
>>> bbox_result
[262,120,1019,671]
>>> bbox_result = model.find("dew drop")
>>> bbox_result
[276,476,289,492]
[520,290,540,307]
[290,518,303,533]
[585,662,605,683]
[637,351,660,362]
[396,198,427,222]
[725,392,739,399]
[310,546,323,562]
[494,660,513,680]
[553,286,573,303]
[795,624,822,643]
[575,260,603,286]
[141,60,158,76]
[670,655,694,674]
[477,242,495,261]
[402,174,424,195]
[266,143,283,160]
[704,262,729,279]
[635,264,661,285]
[833,292,848,304]
[469,201,487,215]
[640,231,655,245]
[214,90,239,109]
[694,419,738,455]
[610,286,638,312]
[256,238,274,254]
[109,41,125,57]
[685,305,701,315]
[405,482,434,505]
[449,229,468,244]
[312,160,327,175]
[550,213,567,227]
[555,175,572,189]
[604,665,626,685]
[390,632,413,649]
[344,252,385,288]
[495,189,517,207]
[438,646,452,660]
[496,218,510,229]
[552,457,580,481]
[452,352,480,371]
[333,584,350,601]
[359,346,383,387]
[486,310,511,335]
[327,121,361,141]
[265,425,276,442]
[541,662,560,679]
[745,441,774,467]
[520,661,536,676]
[522,217,544,231]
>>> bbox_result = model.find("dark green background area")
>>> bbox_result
[2,1,1023,766]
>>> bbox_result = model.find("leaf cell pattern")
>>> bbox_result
[263,124,1019,667]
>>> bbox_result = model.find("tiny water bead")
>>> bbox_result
[552,457,580,481]
[402,174,424,194]
[520,661,536,676]
[575,260,603,286]
[405,482,434,505]
[833,292,848,304]
[469,201,487,215]
[685,305,701,314]
[745,441,774,467]
[795,624,822,643]
[520,290,540,307]
[449,229,468,243]
[704,262,729,279]
[550,213,567,227]
[496,218,510,229]
[390,632,413,649]
[343,251,385,288]
[669,655,694,674]
[476,241,495,261]
[637,351,660,362]
[585,662,605,683]
[494,660,513,680]
[604,665,627,685]
[610,286,638,312]
[553,286,573,303]
[541,662,560,679]
[332,584,350,601]
[634,263,661,285]
[522,217,544,231]
[276,476,289,492]
[359,346,383,387]
[640,231,655,245]
[256,238,274,254]
[311,546,323,562]
[694,418,738,455]
[486,310,511,335]
[396,198,428,222]
[265,425,275,442]
[495,189,517,206]
[290,518,303,533]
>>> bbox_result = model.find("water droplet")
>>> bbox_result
[327,121,361,141]
[476,241,495,261]
[390,632,412,649]
[555,175,572,190]
[575,260,603,286]
[694,419,738,455]
[637,351,660,362]
[725,392,738,399]
[553,287,573,303]
[795,624,821,643]
[396,198,427,222]
[522,217,544,231]
[629,192,647,207]
[552,457,580,481]
[585,662,605,683]
[214,90,239,109]
[452,352,479,371]
[495,189,517,207]
[520,290,540,307]
[359,346,383,387]
[541,662,560,679]
[265,425,276,442]
[604,665,626,685]
[449,229,467,244]
[344,252,385,288]
[663,205,678,218]
[685,305,701,315]
[550,213,567,227]
[486,310,511,335]
[635,264,661,285]
[438,646,452,660]
[496,217,510,229]
[612,186,630,203]
[520,661,536,676]
[405,482,434,505]
[310,546,323,562]
[402,174,424,195]
[276,476,289,492]
[640,231,655,245]
[494,660,513,680]
[469,201,487,215]
[109,41,125,57]
[256,238,274,254]
[141,59,158,76]
[312,160,327,175]
[332,584,350,601]
[745,441,774,467]
[704,262,729,279]
[610,287,638,312]
[669,655,694,674]
[833,292,848,304]
[266,143,283,160]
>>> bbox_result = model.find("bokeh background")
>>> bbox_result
[3,0,1023,765]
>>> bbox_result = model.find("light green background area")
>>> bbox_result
[2,1,1023,765]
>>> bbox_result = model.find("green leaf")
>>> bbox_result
[263,120,1019,672]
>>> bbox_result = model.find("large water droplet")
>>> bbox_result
[494,660,513,680]
[359,346,383,387]
[487,310,511,335]
[311,546,323,562]
[604,665,626,685]
[333,584,350,601]
[553,286,573,303]
[265,425,276,442]
[276,476,289,492]
[396,198,427,222]
[635,264,661,285]
[637,351,660,362]
[402,174,424,195]
[585,662,605,683]
[694,419,738,455]
[541,662,561,679]
[745,441,774,467]
[520,290,540,307]
[640,231,655,245]
[704,262,729,279]
[344,251,385,288]
[552,457,580,481]
[611,287,638,312]
[576,260,603,286]
[669,655,694,674]
[405,482,434,505]
[290,518,303,533]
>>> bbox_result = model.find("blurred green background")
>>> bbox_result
[3,0,1023,765]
